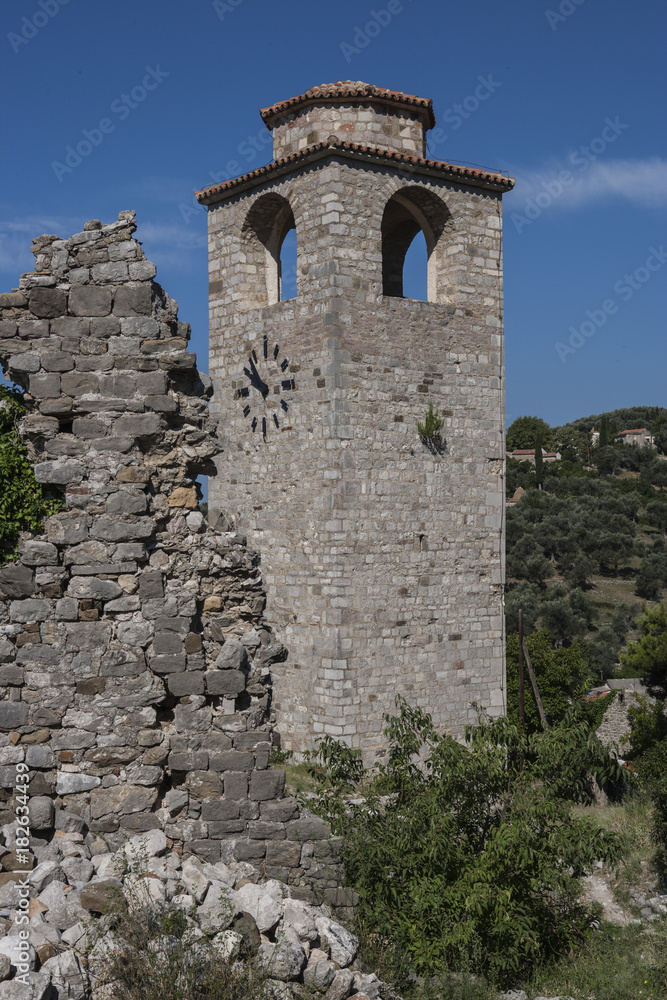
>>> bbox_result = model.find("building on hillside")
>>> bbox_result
[615,428,655,448]
[590,428,600,446]
[198,81,514,753]
[507,448,561,464]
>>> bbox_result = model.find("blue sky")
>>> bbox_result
[1,0,665,430]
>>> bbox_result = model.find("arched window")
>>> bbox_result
[279,226,297,300]
[381,187,450,302]
[241,193,297,307]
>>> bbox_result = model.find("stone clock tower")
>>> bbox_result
[197,82,514,753]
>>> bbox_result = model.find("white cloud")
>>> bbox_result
[514,158,667,211]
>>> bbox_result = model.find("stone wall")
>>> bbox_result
[0,214,338,900]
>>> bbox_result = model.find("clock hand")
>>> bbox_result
[245,358,269,397]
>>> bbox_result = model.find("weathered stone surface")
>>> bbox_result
[79,878,122,911]
[28,796,55,830]
[67,577,122,600]
[90,785,157,819]
[314,916,358,967]
[56,773,101,795]
[29,286,67,318]
[0,562,35,599]
[69,285,112,316]
[0,703,28,730]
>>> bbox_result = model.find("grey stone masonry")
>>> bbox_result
[0,214,339,899]
[199,83,514,754]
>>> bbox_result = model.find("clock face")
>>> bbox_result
[235,336,295,441]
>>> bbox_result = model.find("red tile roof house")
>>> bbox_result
[614,428,655,447]
[507,448,561,464]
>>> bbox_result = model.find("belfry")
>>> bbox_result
[197,82,514,752]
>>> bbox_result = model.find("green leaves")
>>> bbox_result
[416,404,445,452]
[305,700,625,987]
[0,385,62,563]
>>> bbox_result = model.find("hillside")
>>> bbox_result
[505,408,667,686]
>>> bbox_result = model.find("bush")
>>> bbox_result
[0,384,62,562]
[306,699,626,988]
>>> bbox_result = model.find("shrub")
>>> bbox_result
[0,384,62,562]
[306,699,626,988]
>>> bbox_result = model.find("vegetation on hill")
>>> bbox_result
[505,408,667,694]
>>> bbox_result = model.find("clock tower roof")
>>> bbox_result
[260,81,436,131]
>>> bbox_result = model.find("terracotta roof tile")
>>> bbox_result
[195,138,514,206]
[617,428,647,434]
[260,81,436,130]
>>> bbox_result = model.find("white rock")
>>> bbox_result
[93,853,118,878]
[211,929,243,961]
[0,972,51,999]
[42,949,88,999]
[315,916,358,967]
[234,880,284,933]
[181,856,212,902]
[61,921,87,946]
[56,772,101,794]
[328,968,355,1000]
[261,925,306,982]
[121,829,168,861]
[0,935,37,971]
[303,957,336,990]
[29,859,64,892]
[196,880,235,933]
[283,899,318,941]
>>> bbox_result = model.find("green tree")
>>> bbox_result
[635,553,667,600]
[534,430,544,488]
[645,498,667,539]
[506,629,592,731]
[621,603,667,698]
[598,413,612,448]
[0,385,61,562]
[507,415,552,452]
[306,700,625,987]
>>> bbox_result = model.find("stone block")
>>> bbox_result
[248,821,286,840]
[168,751,209,771]
[91,261,128,283]
[0,703,28,730]
[0,564,35,599]
[223,771,248,800]
[90,784,157,818]
[61,372,99,396]
[106,491,147,516]
[185,770,223,798]
[201,799,240,821]
[185,840,221,864]
[167,672,205,696]
[0,665,23,686]
[266,840,304,868]
[33,460,83,485]
[259,797,300,822]
[113,284,152,315]
[153,632,182,655]
[167,486,198,508]
[18,541,58,566]
[209,750,254,772]
[113,413,162,438]
[45,511,90,545]
[138,571,163,599]
[91,516,154,542]
[215,639,248,671]
[72,417,107,439]
[151,654,186,674]
[233,839,266,861]
[29,287,67,318]
[41,351,74,372]
[205,669,246,697]
[9,599,50,623]
[67,577,122,600]
[233,732,271,750]
[249,770,286,802]
[69,285,112,316]
[29,373,61,398]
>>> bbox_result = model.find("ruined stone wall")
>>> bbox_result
[0,215,338,899]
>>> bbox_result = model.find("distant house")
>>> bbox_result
[590,428,600,446]
[507,448,561,464]
[615,427,655,448]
